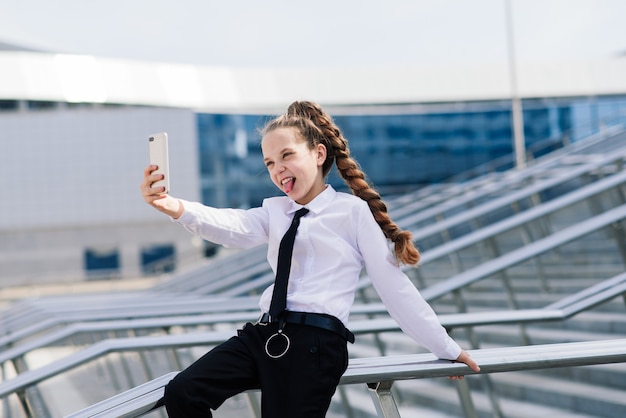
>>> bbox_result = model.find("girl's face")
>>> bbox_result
[262,127,327,205]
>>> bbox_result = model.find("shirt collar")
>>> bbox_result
[287,185,336,215]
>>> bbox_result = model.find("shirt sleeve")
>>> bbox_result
[173,199,269,249]
[356,203,462,360]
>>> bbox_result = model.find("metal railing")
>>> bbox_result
[448,119,626,181]
[419,203,626,303]
[65,338,626,418]
[1,270,624,417]
[2,271,624,375]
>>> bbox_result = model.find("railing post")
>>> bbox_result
[113,331,138,389]
[90,331,124,394]
[1,363,11,418]
[452,325,504,418]
[11,356,52,418]
[15,390,35,418]
[454,379,478,418]
[367,381,402,418]
[610,220,626,267]
[510,201,550,292]
[485,236,531,346]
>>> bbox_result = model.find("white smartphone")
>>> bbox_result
[148,132,170,194]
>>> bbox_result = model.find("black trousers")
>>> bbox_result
[164,321,349,418]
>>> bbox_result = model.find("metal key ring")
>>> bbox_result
[265,331,290,359]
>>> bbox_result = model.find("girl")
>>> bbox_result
[141,101,479,417]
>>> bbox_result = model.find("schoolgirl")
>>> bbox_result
[141,100,479,417]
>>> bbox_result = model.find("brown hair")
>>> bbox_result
[263,100,420,265]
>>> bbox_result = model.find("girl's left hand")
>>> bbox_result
[449,350,480,380]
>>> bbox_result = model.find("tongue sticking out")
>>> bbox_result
[283,178,295,194]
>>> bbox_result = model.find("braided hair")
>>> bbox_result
[263,101,420,265]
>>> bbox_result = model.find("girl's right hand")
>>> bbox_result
[140,165,184,219]
[449,350,481,380]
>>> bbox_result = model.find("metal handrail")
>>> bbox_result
[0,296,262,349]
[347,201,626,307]
[448,119,626,181]
[420,167,626,264]
[1,269,624,402]
[387,123,626,224]
[65,338,626,418]
[2,270,624,369]
[400,148,626,238]
[420,203,626,301]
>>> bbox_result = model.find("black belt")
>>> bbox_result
[258,311,355,344]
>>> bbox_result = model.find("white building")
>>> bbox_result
[1,41,625,285]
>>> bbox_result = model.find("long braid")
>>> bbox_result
[277,101,421,265]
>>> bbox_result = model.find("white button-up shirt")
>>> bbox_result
[175,185,462,360]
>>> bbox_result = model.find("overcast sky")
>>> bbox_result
[0,0,624,68]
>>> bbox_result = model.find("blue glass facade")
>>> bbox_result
[197,96,626,208]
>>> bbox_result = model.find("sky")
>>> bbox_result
[0,0,625,69]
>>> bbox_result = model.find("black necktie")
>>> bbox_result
[269,207,309,319]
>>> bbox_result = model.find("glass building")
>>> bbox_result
[197,95,626,209]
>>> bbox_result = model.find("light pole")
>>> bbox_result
[505,0,526,169]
